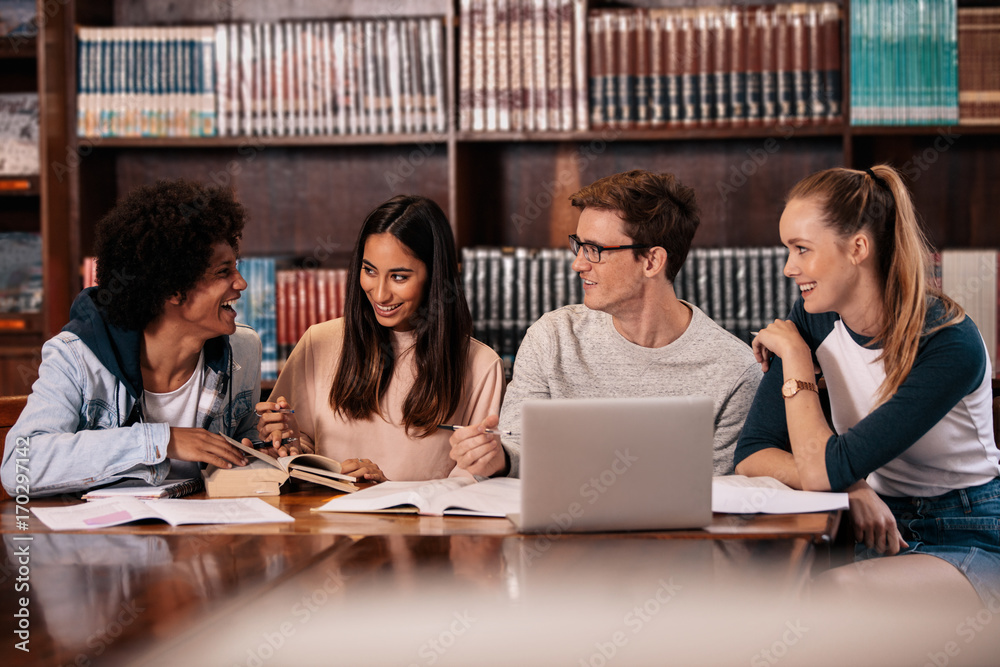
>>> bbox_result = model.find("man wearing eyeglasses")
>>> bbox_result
[449,169,762,478]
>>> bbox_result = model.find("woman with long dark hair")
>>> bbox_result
[257,195,504,481]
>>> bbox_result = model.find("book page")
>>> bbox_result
[429,477,520,517]
[221,433,285,472]
[31,497,166,530]
[31,497,294,530]
[711,475,848,514]
[713,474,793,491]
[149,498,294,525]
[314,478,475,514]
[281,453,351,480]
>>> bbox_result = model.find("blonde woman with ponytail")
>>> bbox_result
[735,165,999,608]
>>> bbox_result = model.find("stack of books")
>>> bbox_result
[588,3,842,130]
[0,232,42,314]
[215,18,446,137]
[0,92,39,175]
[76,26,217,138]
[461,246,582,373]
[850,0,958,125]
[75,18,447,138]
[458,0,588,133]
[958,7,1000,125]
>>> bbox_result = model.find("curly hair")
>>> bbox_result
[93,179,247,331]
[569,170,700,283]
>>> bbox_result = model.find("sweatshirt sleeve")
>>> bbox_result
[270,324,321,453]
[497,319,554,478]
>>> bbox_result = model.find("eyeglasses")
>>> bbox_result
[568,234,651,263]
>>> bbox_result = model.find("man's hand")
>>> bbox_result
[167,428,248,468]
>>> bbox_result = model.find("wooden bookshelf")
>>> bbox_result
[3,0,998,393]
[0,21,41,394]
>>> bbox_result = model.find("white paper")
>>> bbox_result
[31,497,293,530]
[712,475,849,514]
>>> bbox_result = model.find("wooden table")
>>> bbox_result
[1,487,840,667]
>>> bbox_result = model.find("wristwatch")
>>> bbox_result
[781,378,818,398]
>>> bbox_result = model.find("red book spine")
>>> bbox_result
[276,270,291,368]
[821,2,842,122]
[728,6,745,127]
[295,269,308,343]
[588,12,605,128]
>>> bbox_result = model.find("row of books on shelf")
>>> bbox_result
[76,18,446,138]
[0,0,35,38]
[0,232,41,314]
[589,4,841,129]
[0,93,38,176]
[850,0,958,125]
[76,247,999,380]
[68,3,1000,139]
[460,246,803,370]
[215,19,446,137]
[958,7,1000,125]
[458,0,588,133]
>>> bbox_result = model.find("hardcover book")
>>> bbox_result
[203,434,359,497]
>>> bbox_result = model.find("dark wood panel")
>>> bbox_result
[455,137,843,248]
[38,0,75,339]
[852,133,1000,249]
[0,345,41,395]
[0,532,346,667]
[97,146,449,263]
[0,57,34,92]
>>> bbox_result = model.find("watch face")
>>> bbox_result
[781,379,796,397]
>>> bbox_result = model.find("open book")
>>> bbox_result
[203,434,359,498]
[31,497,294,530]
[314,478,520,517]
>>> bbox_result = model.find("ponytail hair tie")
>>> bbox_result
[865,167,892,193]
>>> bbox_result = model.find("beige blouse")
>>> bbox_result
[270,318,505,481]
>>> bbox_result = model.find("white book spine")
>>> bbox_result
[430,18,446,133]
[332,22,346,135]
[214,24,227,137]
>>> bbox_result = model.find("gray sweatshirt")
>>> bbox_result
[499,303,763,477]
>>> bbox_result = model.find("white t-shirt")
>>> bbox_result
[143,351,205,479]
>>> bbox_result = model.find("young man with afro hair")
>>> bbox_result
[2,179,259,496]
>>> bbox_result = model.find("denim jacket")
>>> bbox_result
[1,288,261,497]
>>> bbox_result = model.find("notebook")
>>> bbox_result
[509,396,714,533]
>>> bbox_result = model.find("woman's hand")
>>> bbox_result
[448,415,506,477]
[340,458,387,483]
[254,396,309,456]
[847,480,908,556]
[752,319,812,373]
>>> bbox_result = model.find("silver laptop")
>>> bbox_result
[509,396,714,533]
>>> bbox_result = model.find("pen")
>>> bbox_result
[255,408,295,415]
[437,424,512,437]
[250,437,299,449]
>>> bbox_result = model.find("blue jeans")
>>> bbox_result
[855,477,1000,606]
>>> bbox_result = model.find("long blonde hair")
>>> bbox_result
[787,165,964,404]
